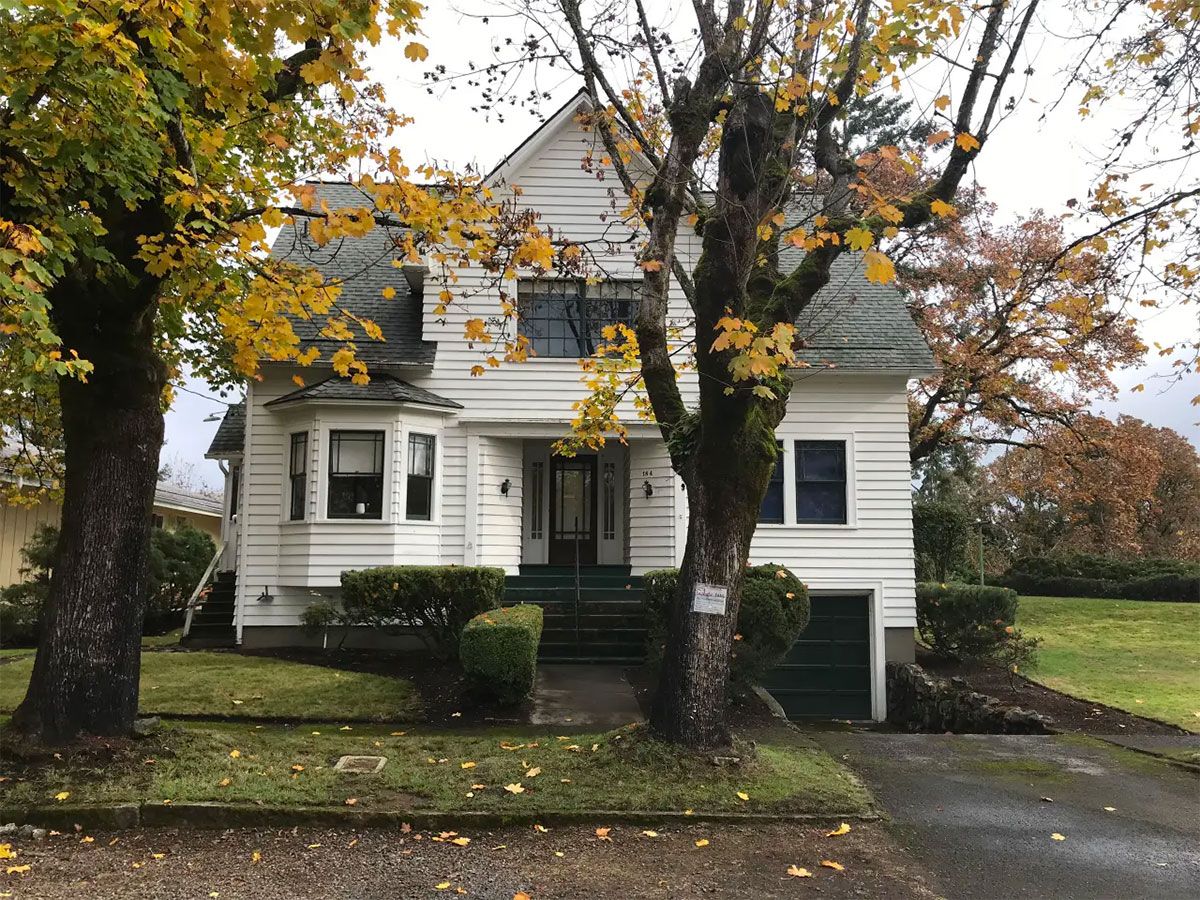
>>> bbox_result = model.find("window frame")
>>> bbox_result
[516,278,642,359]
[793,439,849,525]
[758,440,786,525]
[325,429,387,521]
[405,432,437,522]
[288,431,308,521]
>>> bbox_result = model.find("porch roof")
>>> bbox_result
[263,373,463,411]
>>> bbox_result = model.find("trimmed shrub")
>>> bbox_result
[644,564,811,683]
[1120,573,1200,603]
[459,605,544,704]
[998,553,1200,602]
[916,582,1020,662]
[913,499,971,582]
[339,565,505,657]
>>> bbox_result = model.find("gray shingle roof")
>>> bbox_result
[154,484,223,516]
[780,199,934,372]
[271,182,435,368]
[205,402,245,458]
[265,374,463,410]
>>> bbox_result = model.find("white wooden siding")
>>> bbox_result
[234,110,918,635]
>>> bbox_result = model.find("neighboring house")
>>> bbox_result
[0,481,223,588]
[202,91,935,721]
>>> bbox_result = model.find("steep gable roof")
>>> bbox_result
[271,182,435,368]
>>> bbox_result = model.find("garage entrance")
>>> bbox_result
[760,593,872,719]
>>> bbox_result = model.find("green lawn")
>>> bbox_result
[0,721,872,815]
[0,652,421,723]
[1,629,182,659]
[1018,596,1200,732]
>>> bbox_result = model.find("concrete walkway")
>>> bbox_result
[811,729,1200,900]
[530,664,645,727]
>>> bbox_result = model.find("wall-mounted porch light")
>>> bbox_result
[500,478,512,496]
[642,480,654,498]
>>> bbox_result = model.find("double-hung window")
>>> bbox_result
[327,430,384,519]
[289,432,307,521]
[406,433,436,521]
[517,279,640,358]
[758,441,785,524]
[794,440,847,524]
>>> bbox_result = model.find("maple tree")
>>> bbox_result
[445,0,1042,749]
[986,415,1200,560]
[902,202,1146,464]
[0,1,546,743]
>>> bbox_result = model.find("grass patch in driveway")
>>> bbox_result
[0,722,872,816]
[0,653,420,723]
[1018,596,1200,732]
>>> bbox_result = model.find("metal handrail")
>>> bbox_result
[182,538,227,638]
[573,515,581,655]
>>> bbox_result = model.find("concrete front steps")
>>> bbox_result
[504,565,647,663]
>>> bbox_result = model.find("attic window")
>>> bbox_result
[517,279,640,358]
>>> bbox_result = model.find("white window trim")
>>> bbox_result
[755,433,858,529]
[401,426,442,525]
[317,423,395,525]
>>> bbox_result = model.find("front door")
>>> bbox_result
[549,456,597,565]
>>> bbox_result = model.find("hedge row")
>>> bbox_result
[996,553,1199,602]
[459,605,544,704]
[643,564,810,683]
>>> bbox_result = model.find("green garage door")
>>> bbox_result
[760,594,872,720]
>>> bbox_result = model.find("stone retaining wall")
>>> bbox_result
[886,662,1054,734]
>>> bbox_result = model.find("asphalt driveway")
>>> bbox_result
[811,730,1200,900]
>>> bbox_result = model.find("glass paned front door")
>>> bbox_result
[549,456,597,565]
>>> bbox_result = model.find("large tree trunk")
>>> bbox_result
[649,414,780,748]
[11,207,167,743]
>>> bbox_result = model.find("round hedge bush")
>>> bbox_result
[644,564,810,683]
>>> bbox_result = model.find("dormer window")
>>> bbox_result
[517,279,640,358]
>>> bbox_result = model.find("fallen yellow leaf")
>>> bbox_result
[504,783,525,795]
[435,882,451,891]
[80,837,94,844]
[820,860,845,871]
[251,850,261,864]
[533,824,549,833]
[525,767,541,778]
[54,791,70,802]
[826,822,851,837]
[0,846,14,860]
[461,761,477,769]
[1051,833,1066,841]
[228,750,241,759]
[390,731,407,736]
[1103,806,1116,812]
[695,839,710,848]
[641,830,659,838]
[787,865,813,878]
[218,777,232,787]
[151,853,165,860]
[451,837,470,847]
[344,798,358,806]
[736,791,749,801]
[514,893,531,900]
[5,866,30,876]
[595,827,612,841]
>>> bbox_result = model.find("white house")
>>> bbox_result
[199,92,934,721]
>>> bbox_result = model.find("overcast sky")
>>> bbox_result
[168,3,1198,490]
